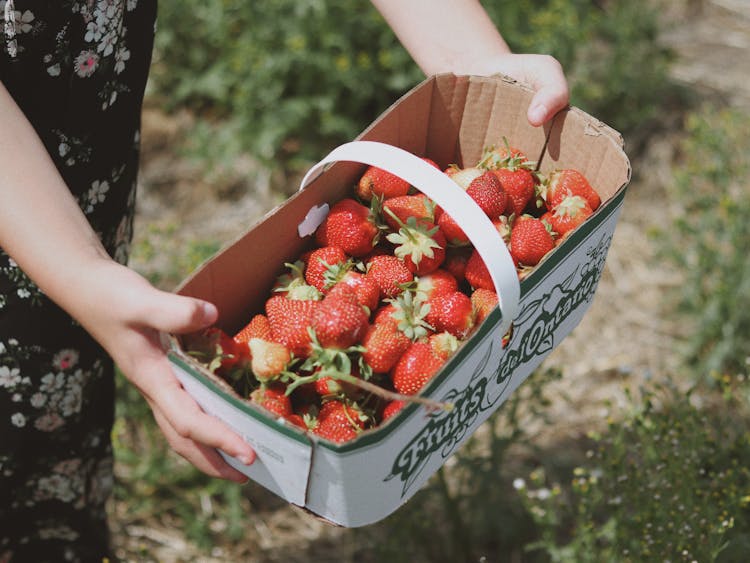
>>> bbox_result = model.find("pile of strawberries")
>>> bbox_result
[183,140,601,443]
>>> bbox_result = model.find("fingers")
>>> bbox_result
[151,407,252,484]
[525,55,570,127]
[146,292,218,335]
[144,373,257,467]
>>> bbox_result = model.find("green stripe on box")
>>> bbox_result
[168,352,310,444]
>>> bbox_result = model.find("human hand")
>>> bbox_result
[472,53,570,127]
[79,260,256,483]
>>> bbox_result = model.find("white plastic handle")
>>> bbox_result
[299,140,520,337]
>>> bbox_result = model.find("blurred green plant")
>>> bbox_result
[659,105,750,378]
[519,375,750,562]
[149,0,678,175]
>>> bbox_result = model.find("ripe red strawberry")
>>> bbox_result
[313,400,367,443]
[315,198,379,257]
[310,285,369,349]
[265,295,320,358]
[509,216,555,267]
[391,341,446,395]
[543,194,593,237]
[491,167,536,217]
[466,171,508,218]
[464,249,495,291]
[443,247,472,283]
[543,169,601,211]
[285,413,310,430]
[330,269,380,312]
[424,290,475,339]
[272,261,322,300]
[366,255,414,299]
[234,314,272,344]
[381,400,405,422]
[250,384,293,418]
[471,288,498,325]
[437,211,470,246]
[356,165,410,202]
[361,321,412,374]
[304,245,348,292]
[414,269,459,300]
[387,218,447,275]
[382,194,437,230]
[247,338,291,382]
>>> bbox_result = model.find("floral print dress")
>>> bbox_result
[1,1,156,560]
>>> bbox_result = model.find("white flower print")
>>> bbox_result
[0,341,5,353]
[37,526,78,541]
[52,349,79,371]
[114,44,130,74]
[0,366,21,388]
[127,0,138,11]
[47,63,61,77]
[73,49,99,77]
[16,288,30,299]
[10,412,25,427]
[84,179,109,213]
[30,392,46,408]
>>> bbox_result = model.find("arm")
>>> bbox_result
[0,82,255,480]
[370,0,569,126]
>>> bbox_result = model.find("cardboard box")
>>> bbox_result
[166,74,631,527]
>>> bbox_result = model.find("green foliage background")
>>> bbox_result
[149,0,676,171]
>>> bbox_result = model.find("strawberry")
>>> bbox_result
[414,269,459,300]
[437,211,470,246]
[315,198,379,257]
[429,331,461,360]
[543,194,593,237]
[421,157,441,170]
[183,327,250,374]
[247,338,291,382]
[250,384,293,418]
[234,314,272,344]
[284,413,310,430]
[478,141,529,169]
[366,255,414,299]
[464,249,495,291]
[384,290,433,340]
[313,400,367,443]
[381,400,405,422]
[466,171,508,218]
[448,166,484,190]
[382,194,437,230]
[304,246,348,293]
[356,165,410,202]
[471,288,498,325]
[391,341,446,395]
[424,290,475,339]
[543,169,600,211]
[265,295,320,358]
[361,320,412,374]
[310,285,369,349]
[330,269,381,313]
[491,167,537,217]
[509,215,555,267]
[443,247,472,283]
[386,217,447,275]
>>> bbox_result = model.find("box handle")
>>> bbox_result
[299,140,520,337]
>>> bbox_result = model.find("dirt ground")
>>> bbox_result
[115,0,750,560]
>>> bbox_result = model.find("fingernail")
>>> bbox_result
[201,301,218,322]
[529,103,548,126]
[238,452,255,466]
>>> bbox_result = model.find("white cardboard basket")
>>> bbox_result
[167,74,631,527]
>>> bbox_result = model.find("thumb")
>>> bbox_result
[138,289,219,335]
[525,60,570,127]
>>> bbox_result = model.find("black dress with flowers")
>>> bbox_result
[1,1,156,560]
